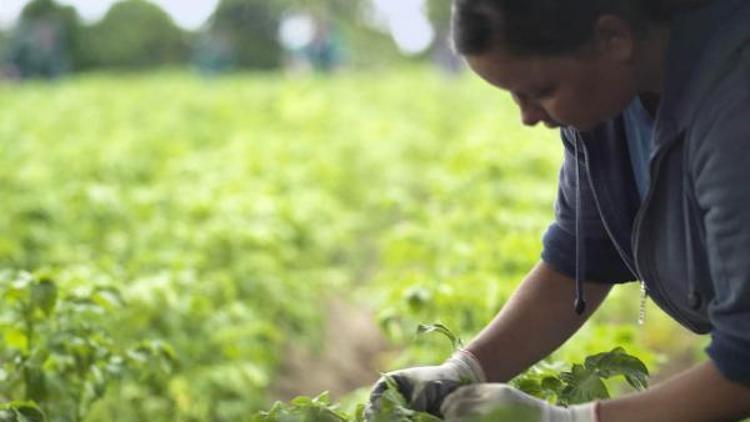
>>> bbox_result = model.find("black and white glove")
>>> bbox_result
[366,350,486,418]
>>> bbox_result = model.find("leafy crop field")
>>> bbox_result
[0,68,706,421]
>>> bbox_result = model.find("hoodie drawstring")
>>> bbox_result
[683,144,702,310]
[574,137,587,315]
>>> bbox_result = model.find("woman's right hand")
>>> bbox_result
[364,351,486,419]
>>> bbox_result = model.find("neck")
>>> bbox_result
[634,25,671,96]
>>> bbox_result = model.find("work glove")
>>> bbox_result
[365,350,486,418]
[441,383,597,422]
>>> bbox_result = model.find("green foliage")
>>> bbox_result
[0,401,46,422]
[0,31,9,65]
[282,0,367,20]
[205,0,283,70]
[0,271,174,421]
[416,324,464,351]
[511,347,649,406]
[253,325,649,421]
[8,0,80,77]
[425,0,452,32]
[2,0,412,74]
[253,392,351,422]
[0,69,702,420]
[78,0,188,70]
[252,384,442,422]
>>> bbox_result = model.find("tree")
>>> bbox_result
[8,0,80,78]
[0,30,9,61]
[201,0,371,71]
[79,0,188,70]
[425,0,451,34]
[203,0,284,70]
[283,0,367,21]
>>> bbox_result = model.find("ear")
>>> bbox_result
[593,15,635,63]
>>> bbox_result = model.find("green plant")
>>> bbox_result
[0,69,698,420]
[415,323,649,406]
[0,271,175,421]
[252,392,351,422]
[511,347,649,406]
[0,401,46,422]
[254,324,650,421]
[252,382,442,422]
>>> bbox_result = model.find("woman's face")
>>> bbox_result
[466,46,637,131]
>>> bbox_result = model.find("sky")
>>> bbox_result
[0,0,434,54]
[373,0,433,54]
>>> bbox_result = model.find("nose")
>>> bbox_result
[512,94,549,127]
[519,102,551,127]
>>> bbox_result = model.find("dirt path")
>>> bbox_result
[270,297,392,401]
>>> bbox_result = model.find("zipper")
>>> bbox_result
[579,138,648,324]
[630,145,703,332]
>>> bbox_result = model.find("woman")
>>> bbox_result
[367,0,750,420]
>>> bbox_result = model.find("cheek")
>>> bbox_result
[539,92,585,124]
[549,72,633,127]
[586,65,636,118]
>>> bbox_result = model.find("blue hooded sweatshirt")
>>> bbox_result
[540,0,750,388]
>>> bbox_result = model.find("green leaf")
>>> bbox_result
[312,391,334,405]
[290,396,313,406]
[3,327,28,351]
[24,367,47,402]
[559,364,610,405]
[584,347,649,391]
[513,377,543,397]
[541,376,563,392]
[381,374,408,407]
[91,286,125,309]
[4,273,32,304]
[416,323,463,350]
[404,287,431,312]
[354,404,366,422]
[30,279,57,317]
[0,401,46,422]
[412,412,442,421]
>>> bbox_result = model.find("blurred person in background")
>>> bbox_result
[9,15,70,78]
[367,0,750,420]
[305,17,342,73]
[280,12,343,74]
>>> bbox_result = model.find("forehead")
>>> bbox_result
[466,49,581,93]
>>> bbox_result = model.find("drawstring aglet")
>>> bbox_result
[574,297,587,315]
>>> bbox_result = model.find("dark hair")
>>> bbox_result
[451,0,707,56]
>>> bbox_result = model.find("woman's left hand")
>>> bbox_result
[440,383,596,422]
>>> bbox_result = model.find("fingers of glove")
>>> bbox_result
[367,374,414,411]
[367,378,388,403]
[413,379,463,417]
[441,384,544,421]
[367,375,461,418]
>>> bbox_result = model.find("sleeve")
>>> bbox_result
[541,128,636,284]
[692,85,750,388]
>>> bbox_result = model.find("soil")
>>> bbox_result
[269,297,392,401]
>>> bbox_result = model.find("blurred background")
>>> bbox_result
[0,0,706,421]
[0,0,459,78]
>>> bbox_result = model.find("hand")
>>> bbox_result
[365,351,486,418]
[441,383,596,422]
